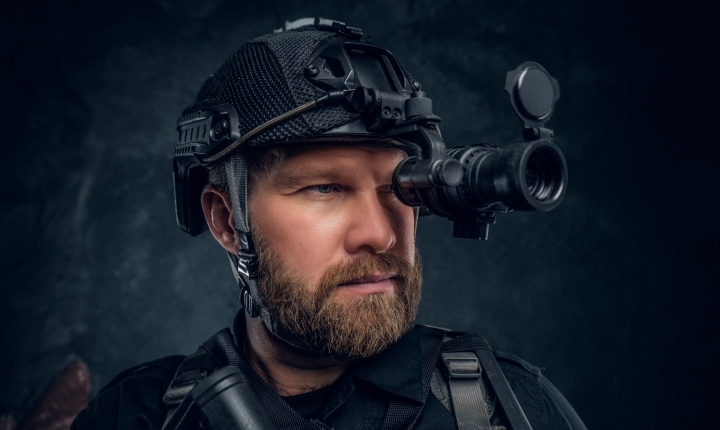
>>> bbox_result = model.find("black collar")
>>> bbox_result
[350,328,425,403]
[232,310,426,404]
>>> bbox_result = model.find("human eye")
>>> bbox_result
[307,184,335,195]
[380,184,394,194]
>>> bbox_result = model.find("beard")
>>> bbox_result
[253,231,423,362]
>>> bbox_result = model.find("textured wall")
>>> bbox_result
[1,0,716,428]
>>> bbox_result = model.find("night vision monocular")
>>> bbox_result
[173,18,567,241]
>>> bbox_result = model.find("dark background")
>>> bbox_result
[1,0,716,428]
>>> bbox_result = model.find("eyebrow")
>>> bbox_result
[272,166,353,188]
[272,164,395,190]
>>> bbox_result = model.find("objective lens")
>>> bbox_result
[525,166,538,193]
[525,148,560,202]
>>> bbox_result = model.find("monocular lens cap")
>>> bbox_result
[505,62,560,127]
[516,68,555,120]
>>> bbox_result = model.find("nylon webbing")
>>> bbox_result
[224,153,249,233]
[475,348,533,430]
[223,153,263,317]
[440,333,532,430]
[164,328,324,430]
[161,332,226,430]
[443,352,492,430]
[213,330,324,430]
[166,325,450,430]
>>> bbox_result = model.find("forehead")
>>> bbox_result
[284,142,405,161]
[268,143,408,179]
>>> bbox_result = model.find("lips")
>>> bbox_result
[339,272,394,285]
[337,272,396,295]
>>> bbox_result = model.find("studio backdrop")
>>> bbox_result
[1,1,715,429]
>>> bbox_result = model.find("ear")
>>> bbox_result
[201,185,237,254]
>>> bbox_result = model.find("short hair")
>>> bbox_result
[207,147,285,196]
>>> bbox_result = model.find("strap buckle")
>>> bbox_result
[441,352,482,379]
[240,287,260,318]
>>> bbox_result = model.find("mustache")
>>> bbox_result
[315,253,413,298]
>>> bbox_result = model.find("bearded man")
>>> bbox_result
[71,18,586,430]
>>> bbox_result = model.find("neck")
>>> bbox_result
[243,313,348,396]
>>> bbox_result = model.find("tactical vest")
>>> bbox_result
[160,325,540,430]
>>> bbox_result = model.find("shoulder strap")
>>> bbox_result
[97,355,184,398]
[163,328,242,407]
[441,334,534,430]
[440,350,493,430]
[475,345,533,430]
[161,329,234,429]
[162,328,329,430]
[162,348,216,407]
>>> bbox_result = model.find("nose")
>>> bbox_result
[344,191,397,255]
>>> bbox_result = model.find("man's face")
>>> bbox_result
[248,144,421,360]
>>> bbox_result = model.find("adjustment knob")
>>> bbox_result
[350,86,380,113]
[434,158,463,187]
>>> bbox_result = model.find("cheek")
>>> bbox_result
[393,205,418,263]
[251,196,347,286]
[251,193,418,285]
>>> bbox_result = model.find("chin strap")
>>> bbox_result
[226,250,260,318]
[223,152,264,319]
[222,153,317,353]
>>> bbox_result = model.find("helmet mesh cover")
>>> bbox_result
[181,28,361,146]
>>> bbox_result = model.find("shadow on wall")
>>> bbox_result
[0,362,90,430]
